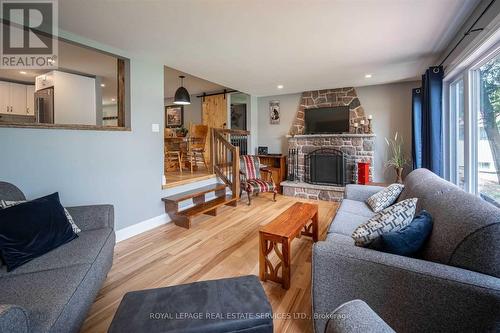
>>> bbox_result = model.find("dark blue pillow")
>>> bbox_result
[369,210,433,257]
[0,192,78,271]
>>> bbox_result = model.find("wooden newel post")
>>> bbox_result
[234,146,240,199]
[211,128,215,173]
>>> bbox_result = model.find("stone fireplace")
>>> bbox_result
[281,87,375,202]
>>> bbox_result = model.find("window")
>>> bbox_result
[450,78,465,188]
[445,45,500,207]
[0,19,130,131]
[475,53,500,204]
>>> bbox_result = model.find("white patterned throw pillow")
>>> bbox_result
[352,198,418,246]
[366,183,405,213]
[0,200,81,234]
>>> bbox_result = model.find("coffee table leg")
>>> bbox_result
[282,239,291,290]
[259,233,267,281]
[312,211,319,242]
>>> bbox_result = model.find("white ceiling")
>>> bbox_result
[59,0,479,96]
[164,66,227,99]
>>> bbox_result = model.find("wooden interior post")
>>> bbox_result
[117,58,125,127]
[233,146,240,198]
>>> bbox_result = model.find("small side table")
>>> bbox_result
[259,202,318,289]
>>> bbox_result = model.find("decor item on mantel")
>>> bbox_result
[269,100,280,124]
[385,132,408,183]
[354,115,373,134]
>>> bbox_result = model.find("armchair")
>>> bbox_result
[239,155,277,205]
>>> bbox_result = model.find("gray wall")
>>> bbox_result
[165,94,202,128]
[0,36,168,231]
[257,81,420,183]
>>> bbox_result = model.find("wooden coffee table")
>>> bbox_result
[259,202,319,289]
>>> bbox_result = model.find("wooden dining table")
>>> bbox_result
[164,136,198,172]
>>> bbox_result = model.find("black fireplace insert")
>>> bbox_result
[304,148,346,186]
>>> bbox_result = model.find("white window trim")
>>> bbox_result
[443,43,500,197]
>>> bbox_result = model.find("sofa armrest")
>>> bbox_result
[312,241,500,333]
[325,300,395,333]
[65,204,114,231]
[343,184,385,201]
[0,305,29,333]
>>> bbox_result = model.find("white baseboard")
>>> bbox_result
[116,214,171,243]
[116,177,222,243]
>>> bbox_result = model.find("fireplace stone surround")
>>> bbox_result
[282,134,375,202]
[281,87,375,202]
[288,133,375,182]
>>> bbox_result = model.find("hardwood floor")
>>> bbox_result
[163,170,215,189]
[80,194,338,333]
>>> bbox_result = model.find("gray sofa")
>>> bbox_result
[313,168,500,333]
[0,182,115,333]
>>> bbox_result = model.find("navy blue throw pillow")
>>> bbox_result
[0,192,78,271]
[369,210,433,257]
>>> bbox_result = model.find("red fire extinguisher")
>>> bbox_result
[357,162,370,185]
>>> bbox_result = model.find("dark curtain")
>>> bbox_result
[412,88,423,169]
[412,66,443,176]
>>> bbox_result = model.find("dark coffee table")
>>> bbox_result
[108,275,273,333]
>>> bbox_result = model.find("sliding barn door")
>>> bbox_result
[202,94,228,164]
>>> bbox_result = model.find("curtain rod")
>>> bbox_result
[438,0,496,67]
[196,89,239,99]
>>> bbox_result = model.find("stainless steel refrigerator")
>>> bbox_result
[34,88,54,124]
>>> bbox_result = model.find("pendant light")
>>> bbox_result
[174,75,191,105]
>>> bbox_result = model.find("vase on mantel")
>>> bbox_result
[395,167,404,184]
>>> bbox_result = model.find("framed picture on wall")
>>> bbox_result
[269,100,280,125]
[165,105,184,128]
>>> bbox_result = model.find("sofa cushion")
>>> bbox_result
[369,210,433,256]
[0,193,78,271]
[0,200,81,234]
[338,199,376,218]
[0,228,113,277]
[325,233,355,245]
[0,182,26,201]
[401,169,500,277]
[352,198,418,246]
[0,264,91,332]
[328,210,370,236]
[367,184,404,212]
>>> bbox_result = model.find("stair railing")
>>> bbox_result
[212,129,250,199]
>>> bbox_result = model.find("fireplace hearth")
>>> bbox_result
[305,148,346,186]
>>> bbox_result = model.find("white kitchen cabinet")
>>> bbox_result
[0,81,35,116]
[9,83,27,115]
[26,85,35,116]
[0,81,9,114]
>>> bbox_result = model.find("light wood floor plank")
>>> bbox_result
[80,193,338,333]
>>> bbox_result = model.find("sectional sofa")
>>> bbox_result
[313,168,500,333]
[0,182,115,333]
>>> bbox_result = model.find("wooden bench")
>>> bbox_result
[259,202,318,289]
[162,183,237,229]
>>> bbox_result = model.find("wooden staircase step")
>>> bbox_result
[180,195,237,218]
[169,195,238,229]
[161,183,227,204]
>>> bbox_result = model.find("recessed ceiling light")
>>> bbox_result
[111,98,116,102]
[100,83,106,87]
[365,74,372,78]
[19,71,27,75]
[277,85,284,89]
